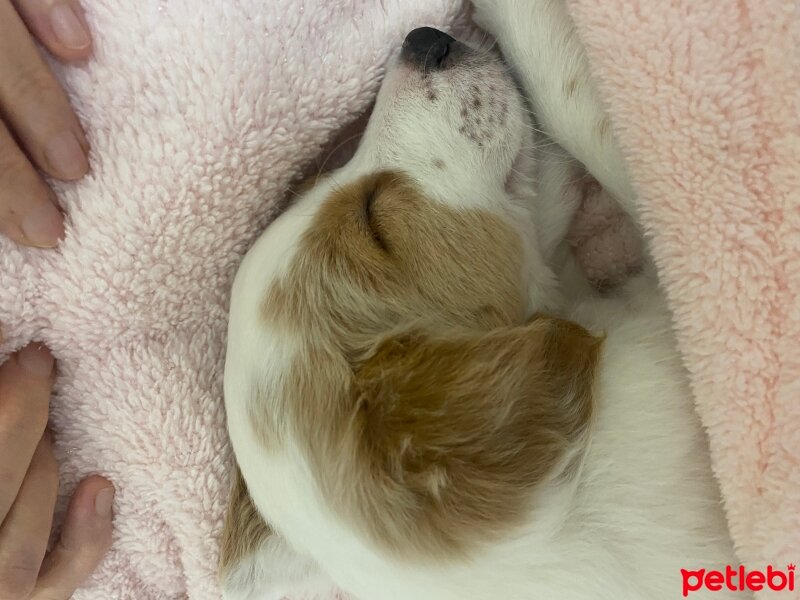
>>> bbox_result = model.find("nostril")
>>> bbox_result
[434,43,450,68]
[401,27,456,71]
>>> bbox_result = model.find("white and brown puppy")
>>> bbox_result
[219,6,741,600]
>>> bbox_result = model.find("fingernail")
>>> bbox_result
[44,131,88,180]
[50,3,91,50]
[95,487,115,517]
[17,343,55,378]
[21,202,65,248]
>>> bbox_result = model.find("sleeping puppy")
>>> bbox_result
[219,4,742,600]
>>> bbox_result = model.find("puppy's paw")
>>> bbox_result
[567,175,643,290]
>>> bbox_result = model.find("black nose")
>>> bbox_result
[401,27,455,70]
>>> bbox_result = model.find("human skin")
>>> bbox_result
[0,2,114,597]
[0,0,92,248]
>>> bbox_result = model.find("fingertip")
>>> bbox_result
[82,474,113,490]
[71,477,116,541]
[16,0,93,64]
[94,486,114,518]
[32,476,114,598]
[46,38,93,65]
[43,131,89,182]
[58,476,114,552]
[70,476,115,517]
[49,3,91,51]
[16,343,56,378]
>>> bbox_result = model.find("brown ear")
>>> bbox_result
[218,466,273,578]
[324,315,602,559]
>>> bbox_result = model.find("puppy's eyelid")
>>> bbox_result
[364,189,389,252]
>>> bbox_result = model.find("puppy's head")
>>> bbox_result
[356,27,530,210]
[262,28,557,341]
[227,28,600,563]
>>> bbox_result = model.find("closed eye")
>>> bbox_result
[364,189,389,252]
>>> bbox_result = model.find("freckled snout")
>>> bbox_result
[401,27,455,71]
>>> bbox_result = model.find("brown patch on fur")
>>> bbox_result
[261,171,526,338]
[252,171,601,559]
[219,467,273,577]
[343,315,600,558]
[433,159,445,170]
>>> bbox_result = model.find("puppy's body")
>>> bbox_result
[221,3,741,599]
[224,251,736,600]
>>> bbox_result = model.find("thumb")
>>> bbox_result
[32,476,114,600]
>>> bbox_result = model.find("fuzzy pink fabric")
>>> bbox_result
[567,0,800,592]
[0,0,796,598]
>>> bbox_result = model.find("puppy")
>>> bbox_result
[219,5,742,599]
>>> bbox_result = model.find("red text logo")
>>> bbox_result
[681,565,795,596]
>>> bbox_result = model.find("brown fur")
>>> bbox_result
[339,315,600,558]
[242,171,601,560]
[263,171,527,337]
[219,467,273,577]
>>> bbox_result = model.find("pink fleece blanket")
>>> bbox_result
[567,0,800,587]
[0,0,796,598]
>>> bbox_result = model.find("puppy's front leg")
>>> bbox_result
[472,0,638,221]
[531,138,585,264]
[533,140,604,299]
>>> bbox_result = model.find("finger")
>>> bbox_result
[32,477,114,600]
[0,431,58,600]
[0,343,55,526]
[0,119,65,247]
[12,0,92,62]
[0,0,89,181]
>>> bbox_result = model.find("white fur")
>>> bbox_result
[222,2,744,598]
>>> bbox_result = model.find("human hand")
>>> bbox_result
[0,0,92,248]
[0,344,114,599]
